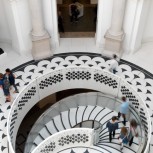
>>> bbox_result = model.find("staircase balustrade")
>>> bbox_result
[7,66,151,153]
[31,128,94,153]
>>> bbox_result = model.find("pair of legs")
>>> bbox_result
[129,136,134,146]
[109,68,117,74]
[118,112,126,126]
[109,130,115,142]
[70,14,78,22]
[120,142,124,150]
[12,84,19,93]
[113,69,117,74]
[58,23,64,33]
[3,89,11,102]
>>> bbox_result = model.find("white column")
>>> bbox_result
[43,0,59,51]
[128,0,151,54]
[109,0,126,36]
[104,0,126,55]
[4,0,26,54]
[29,0,46,36]
[95,0,113,50]
[29,0,52,60]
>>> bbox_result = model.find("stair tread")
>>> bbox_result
[46,120,58,134]
[61,111,71,129]
[83,105,96,121]
[77,106,87,124]
[89,106,104,120]
[39,127,50,139]
[69,107,78,127]
[53,115,65,131]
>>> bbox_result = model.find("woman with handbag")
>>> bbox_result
[128,119,138,146]
[118,127,128,150]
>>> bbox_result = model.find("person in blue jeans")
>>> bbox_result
[4,68,19,93]
[118,96,129,126]
[106,116,119,142]
[0,73,11,102]
[118,127,128,150]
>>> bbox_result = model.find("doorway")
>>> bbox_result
[57,0,98,38]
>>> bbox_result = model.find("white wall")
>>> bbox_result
[142,0,153,43]
[0,0,11,44]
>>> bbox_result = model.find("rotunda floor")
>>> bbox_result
[0,52,153,153]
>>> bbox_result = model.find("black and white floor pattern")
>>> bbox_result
[0,52,153,153]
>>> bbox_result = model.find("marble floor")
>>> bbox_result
[1,39,153,74]
[122,42,153,74]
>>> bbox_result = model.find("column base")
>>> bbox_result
[31,33,52,60]
[0,51,7,60]
[104,31,125,54]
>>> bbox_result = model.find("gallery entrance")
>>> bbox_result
[57,0,98,38]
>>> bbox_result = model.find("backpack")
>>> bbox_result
[3,77,10,89]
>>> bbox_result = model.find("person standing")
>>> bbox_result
[118,127,128,150]
[106,116,119,142]
[70,1,79,23]
[4,68,19,93]
[0,73,11,102]
[109,54,118,74]
[118,96,129,126]
[58,11,64,33]
[128,119,139,146]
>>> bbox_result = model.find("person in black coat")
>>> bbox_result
[106,116,119,142]
[0,73,11,102]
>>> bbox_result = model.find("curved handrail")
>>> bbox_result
[25,93,144,153]
[7,66,151,153]
[31,128,94,153]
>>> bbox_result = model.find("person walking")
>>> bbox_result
[118,96,129,126]
[118,127,128,150]
[0,73,11,102]
[128,119,139,146]
[106,116,119,142]
[109,54,118,74]
[4,68,19,93]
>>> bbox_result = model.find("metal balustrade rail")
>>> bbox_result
[32,128,94,153]
[7,66,151,153]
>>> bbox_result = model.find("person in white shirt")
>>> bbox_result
[109,54,118,74]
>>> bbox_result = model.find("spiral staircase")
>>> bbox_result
[24,93,141,153]
[0,53,152,153]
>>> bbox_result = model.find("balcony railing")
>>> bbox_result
[7,66,151,153]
